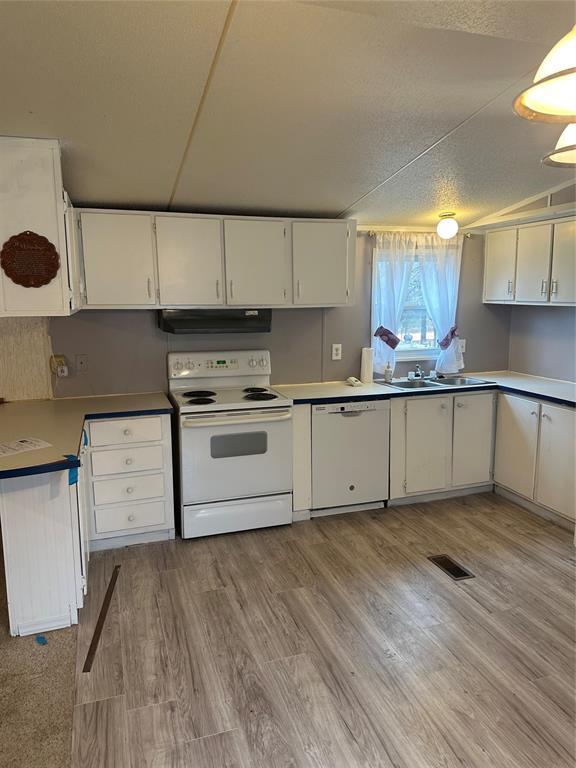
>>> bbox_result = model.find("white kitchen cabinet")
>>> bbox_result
[405,396,452,494]
[0,137,78,316]
[452,393,495,487]
[86,413,174,549]
[535,404,575,520]
[483,229,517,302]
[515,223,552,303]
[494,393,539,499]
[292,221,352,305]
[81,212,157,306]
[223,219,289,306]
[156,216,224,306]
[550,220,576,304]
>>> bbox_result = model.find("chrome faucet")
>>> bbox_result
[415,364,424,379]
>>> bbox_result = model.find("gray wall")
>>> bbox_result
[508,306,576,382]
[49,233,512,396]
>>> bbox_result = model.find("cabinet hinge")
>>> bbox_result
[346,288,350,298]
[403,402,408,415]
[283,227,287,238]
[77,218,82,230]
[347,228,350,239]
[152,222,157,232]
[156,288,161,302]
[403,480,407,492]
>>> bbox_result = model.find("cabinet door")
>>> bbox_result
[494,394,539,498]
[0,139,69,315]
[81,212,156,306]
[515,224,552,302]
[484,229,517,301]
[224,220,288,305]
[452,393,494,486]
[293,221,349,305]
[550,220,576,304]
[156,216,224,305]
[405,397,451,494]
[535,404,575,520]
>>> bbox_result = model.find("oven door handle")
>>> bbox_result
[181,410,292,428]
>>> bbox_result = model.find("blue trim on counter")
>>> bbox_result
[292,383,575,407]
[85,407,173,420]
[0,456,81,481]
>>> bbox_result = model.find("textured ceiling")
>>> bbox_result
[0,0,574,224]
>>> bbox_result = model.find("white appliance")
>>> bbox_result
[312,400,390,510]
[168,350,293,538]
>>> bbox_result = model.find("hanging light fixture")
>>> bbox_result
[542,123,576,167]
[436,213,459,239]
[514,25,576,122]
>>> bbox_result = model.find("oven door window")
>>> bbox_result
[210,431,268,459]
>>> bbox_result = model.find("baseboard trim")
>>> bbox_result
[89,528,176,552]
[310,500,386,518]
[495,486,574,531]
[292,508,311,522]
[389,485,493,506]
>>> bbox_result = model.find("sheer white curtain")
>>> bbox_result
[417,233,465,374]
[371,232,417,372]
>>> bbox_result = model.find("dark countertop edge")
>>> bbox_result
[0,405,174,481]
[0,457,81,481]
[85,407,173,420]
[292,383,576,408]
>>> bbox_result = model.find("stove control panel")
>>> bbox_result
[168,350,271,378]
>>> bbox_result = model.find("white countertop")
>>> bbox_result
[0,392,172,477]
[276,371,576,405]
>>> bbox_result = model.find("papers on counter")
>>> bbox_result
[0,438,53,458]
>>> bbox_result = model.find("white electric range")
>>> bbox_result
[168,350,293,538]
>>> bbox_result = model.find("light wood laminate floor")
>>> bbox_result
[71,493,575,768]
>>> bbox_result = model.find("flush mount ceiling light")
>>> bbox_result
[436,213,459,239]
[514,25,576,122]
[542,123,576,167]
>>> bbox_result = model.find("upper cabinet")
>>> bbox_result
[224,220,289,306]
[0,137,79,316]
[515,224,552,303]
[77,210,356,310]
[80,212,157,307]
[550,220,576,305]
[483,229,517,302]
[156,216,224,306]
[483,217,574,306]
[292,221,353,306]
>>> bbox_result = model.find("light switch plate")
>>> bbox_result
[331,343,342,361]
[459,338,466,353]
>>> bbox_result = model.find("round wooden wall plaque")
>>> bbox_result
[0,231,60,288]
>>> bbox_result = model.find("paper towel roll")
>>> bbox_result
[360,347,374,384]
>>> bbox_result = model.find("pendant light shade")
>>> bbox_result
[436,213,459,239]
[542,123,576,167]
[514,25,576,122]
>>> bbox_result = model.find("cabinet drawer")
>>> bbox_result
[91,445,164,476]
[93,473,165,506]
[95,500,166,534]
[89,417,162,447]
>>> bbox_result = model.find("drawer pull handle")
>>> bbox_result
[456,402,465,408]
[123,429,132,436]
[440,403,447,410]
[124,458,133,465]
[126,486,134,494]
[128,514,135,522]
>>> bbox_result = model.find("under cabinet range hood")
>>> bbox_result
[158,309,272,334]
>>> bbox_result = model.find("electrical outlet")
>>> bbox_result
[75,354,89,374]
[459,338,466,353]
[49,355,69,378]
[331,343,342,361]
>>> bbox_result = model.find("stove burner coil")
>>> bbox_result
[244,392,277,401]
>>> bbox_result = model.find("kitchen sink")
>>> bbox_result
[389,380,443,389]
[435,377,494,386]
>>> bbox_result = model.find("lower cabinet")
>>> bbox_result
[84,413,175,549]
[390,391,496,499]
[495,393,575,521]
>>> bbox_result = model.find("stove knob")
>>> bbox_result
[248,358,257,368]
[174,361,183,372]
[259,357,267,367]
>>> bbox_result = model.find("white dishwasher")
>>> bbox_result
[311,400,390,510]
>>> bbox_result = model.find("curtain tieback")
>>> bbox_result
[374,326,400,350]
[439,326,459,350]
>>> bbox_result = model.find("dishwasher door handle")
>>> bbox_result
[338,411,363,417]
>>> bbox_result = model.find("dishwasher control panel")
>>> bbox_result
[313,400,390,414]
